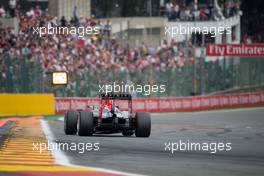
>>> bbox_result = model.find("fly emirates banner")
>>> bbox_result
[205,44,264,57]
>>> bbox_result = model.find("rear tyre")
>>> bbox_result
[122,130,134,137]
[78,110,94,136]
[64,110,78,135]
[135,112,151,137]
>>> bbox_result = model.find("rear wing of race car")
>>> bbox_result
[98,93,133,120]
[100,93,132,100]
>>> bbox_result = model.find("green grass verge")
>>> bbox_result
[0,115,30,119]
[0,114,63,120]
[43,114,63,120]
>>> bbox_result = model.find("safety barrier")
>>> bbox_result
[55,92,264,114]
[0,94,55,116]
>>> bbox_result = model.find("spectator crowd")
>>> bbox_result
[160,0,241,21]
[1,6,194,72]
[0,4,195,95]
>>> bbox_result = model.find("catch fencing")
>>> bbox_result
[1,53,264,97]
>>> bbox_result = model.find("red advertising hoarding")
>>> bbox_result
[55,92,264,114]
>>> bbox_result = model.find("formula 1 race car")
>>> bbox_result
[64,93,151,137]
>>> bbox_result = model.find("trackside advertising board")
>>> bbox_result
[55,92,264,114]
[205,44,264,57]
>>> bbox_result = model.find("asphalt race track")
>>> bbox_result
[46,107,264,176]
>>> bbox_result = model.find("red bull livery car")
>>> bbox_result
[64,93,151,137]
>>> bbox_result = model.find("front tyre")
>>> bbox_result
[64,110,78,135]
[135,112,151,137]
[78,110,94,136]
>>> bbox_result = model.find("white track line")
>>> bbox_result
[41,120,146,176]
[57,117,64,121]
